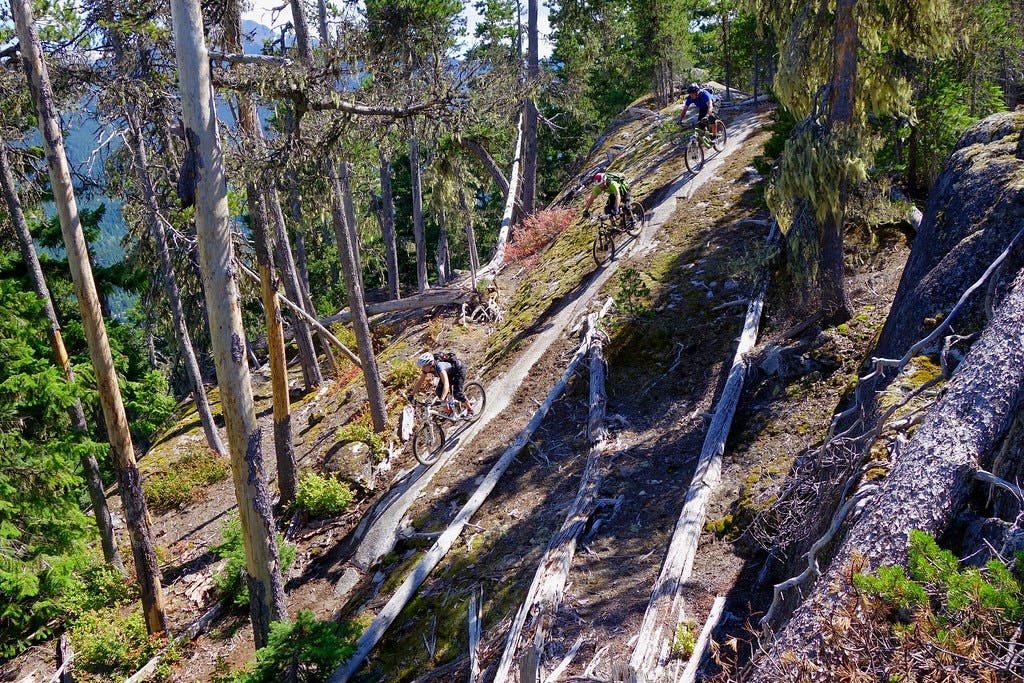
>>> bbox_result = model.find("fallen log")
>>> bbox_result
[629,226,773,681]
[319,287,473,326]
[328,299,615,683]
[494,301,615,683]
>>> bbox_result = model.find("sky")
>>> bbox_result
[242,0,553,58]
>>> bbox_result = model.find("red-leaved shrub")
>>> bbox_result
[504,208,574,267]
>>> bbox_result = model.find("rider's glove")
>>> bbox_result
[610,207,619,216]
[405,394,413,403]
[583,209,591,219]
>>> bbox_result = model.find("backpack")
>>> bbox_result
[433,351,463,371]
[606,171,631,193]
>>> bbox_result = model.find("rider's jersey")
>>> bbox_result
[591,178,625,199]
[687,89,713,114]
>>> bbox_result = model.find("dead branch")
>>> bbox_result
[629,225,775,679]
[760,483,879,631]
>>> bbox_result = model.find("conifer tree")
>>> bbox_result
[753,0,956,323]
[10,0,167,634]
[0,142,123,572]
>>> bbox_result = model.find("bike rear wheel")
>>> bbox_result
[684,137,704,174]
[711,120,728,152]
[461,381,486,423]
[412,418,446,466]
[592,228,615,265]
[626,202,645,237]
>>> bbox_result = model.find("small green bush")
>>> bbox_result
[671,620,696,658]
[144,450,230,512]
[211,517,296,608]
[615,268,652,318]
[57,560,138,620]
[233,610,360,683]
[69,606,161,681]
[386,358,420,394]
[296,473,355,518]
[335,423,386,460]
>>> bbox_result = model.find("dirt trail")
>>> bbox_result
[341,107,777,682]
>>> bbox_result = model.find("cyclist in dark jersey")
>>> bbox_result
[679,83,716,134]
[409,352,471,415]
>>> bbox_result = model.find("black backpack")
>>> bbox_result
[433,351,462,370]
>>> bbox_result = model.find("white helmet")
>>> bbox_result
[416,352,434,368]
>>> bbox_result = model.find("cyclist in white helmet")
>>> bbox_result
[408,351,472,415]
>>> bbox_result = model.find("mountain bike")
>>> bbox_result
[683,118,728,174]
[408,381,487,466]
[591,202,647,266]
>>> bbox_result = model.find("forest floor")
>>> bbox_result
[2,94,913,683]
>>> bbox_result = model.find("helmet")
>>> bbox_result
[687,83,699,94]
[415,352,433,368]
[593,172,606,186]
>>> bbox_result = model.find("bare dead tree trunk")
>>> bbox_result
[521,0,539,216]
[460,189,480,289]
[435,212,450,285]
[248,188,298,506]
[378,147,400,300]
[122,106,228,458]
[11,0,166,632]
[170,0,287,647]
[409,121,429,292]
[0,141,124,572]
[266,186,327,385]
[329,160,389,432]
[224,0,299,506]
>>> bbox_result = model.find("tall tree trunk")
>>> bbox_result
[819,0,857,324]
[521,0,539,216]
[0,142,124,572]
[169,0,287,648]
[435,212,450,285]
[226,0,299,511]
[328,161,389,432]
[267,186,328,384]
[123,107,228,458]
[378,147,400,300]
[316,0,329,49]
[408,121,429,292]
[459,189,480,289]
[248,187,298,506]
[11,0,166,632]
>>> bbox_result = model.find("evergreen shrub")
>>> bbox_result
[211,518,296,607]
[296,473,355,518]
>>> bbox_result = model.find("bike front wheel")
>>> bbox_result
[684,137,704,174]
[462,381,486,423]
[626,202,645,237]
[412,418,446,466]
[711,120,728,152]
[592,228,615,265]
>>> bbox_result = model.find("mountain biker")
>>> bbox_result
[409,351,472,415]
[581,172,629,220]
[679,83,716,136]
